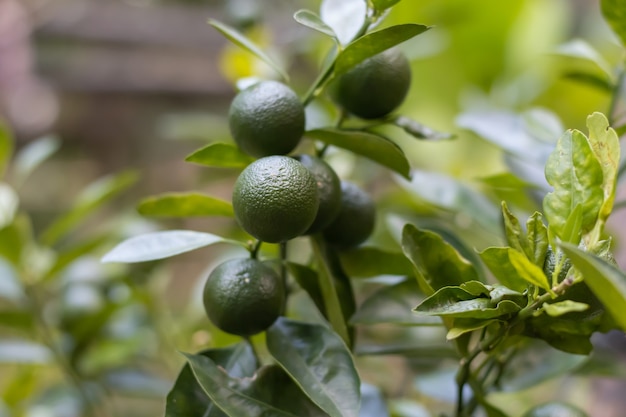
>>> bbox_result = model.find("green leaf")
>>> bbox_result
[137,192,233,218]
[184,353,297,417]
[294,10,337,39]
[586,112,620,239]
[543,300,589,317]
[562,71,614,92]
[552,39,615,83]
[208,19,289,82]
[601,0,626,46]
[166,343,257,417]
[559,242,626,331]
[479,247,534,292]
[415,287,520,319]
[371,0,403,12]
[0,120,13,178]
[446,318,500,340]
[501,202,530,258]
[266,318,361,417]
[40,171,138,246]
[0,183,19,229]
[12,135,61,187]
[335,24,430,76]
[560,203,583,244]
[320,0,367,45]
[306,129,411,179]
[287,262,325,319]
[508,248,551,290]
[401,224,480,295]
[339,247,414,278]
[185,142,254,168]
[397,170,500,233]
[102,230,245,263]
[543,129,604,239]
[526,212,549,266]
[392,116,454,141]
[350,279,442,326]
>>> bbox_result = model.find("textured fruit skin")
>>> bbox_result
[294,155,342,234]
[203,258,285,337]
[323,181,375,248]
[330,49,411,119]
[522,402,588,417]
[233,156,319,243]
[229,81,305,157]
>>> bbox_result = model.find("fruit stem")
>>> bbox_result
[250,240,263,259]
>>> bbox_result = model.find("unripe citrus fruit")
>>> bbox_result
[330,48,411,119]
[229,80,305,157]
[522,402,588,417]
[323,181,375,248]
[203,258,284,336]
[294,154,341,234]
[232,156,319,243]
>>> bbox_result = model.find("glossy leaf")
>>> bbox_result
[446,318,500,340]
[560,243,626,331]
[542,300,589,317]
[526,212,549,266]
[208,19,289,82]
[184,353,297,417]
[397,170,500,233]
[601,0,626,45]
[350,279,442,326]
[12,135,61,186]
[339,247,414,278]
[101,230,245,263]
[137,192,233,218]
[41,171,138,245]
[320,0,366,45]
[479,247,532,292]
[166,343,257,417]
[415,287,520,319]
[287,262,325,318]
[543,129,603,239]
[294,10,337,39]
[0,183,18,229]
[306,128,411,179]
[392,116,454,141]
[586,112,620,238]
[402,224,479,295]
[185,142,254,168]
[0,120,12,178]
[266,318,361,417]
[371,0,402,12]
[508,248,551,290]
[335,24,431,75]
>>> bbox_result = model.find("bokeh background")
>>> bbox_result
[1,0,625,416]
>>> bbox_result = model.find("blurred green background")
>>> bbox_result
[1,0,625,416]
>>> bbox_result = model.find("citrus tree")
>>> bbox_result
[96,0,626,416]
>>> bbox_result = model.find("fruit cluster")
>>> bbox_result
[203,49,412,337]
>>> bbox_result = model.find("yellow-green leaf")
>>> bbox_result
[137,192,233,218]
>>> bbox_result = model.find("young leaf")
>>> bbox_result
[392,116,454,141]
[208,19,289,82]
[508,249,551,291]
[0,120,13,178]
[12,136,61,187]
[543,129,604,240]
[447,318,500,340]
[339,247,414,278]
[350,279,442,326]
[334,24,430,76]
[601,0,626,46]
[185,142,254,168]
[559,242,626,331]
[371,0,403,12]
[166,343,257,417]
[101,230,245,263]
[266,318,361,417]
[306,128,411,179]
[479,247,533,292]
[184,353,298,417]
[560,203,583,244]
[542,300,589,317]
[319,0,367,45]
[526,212,549,266]
[402,224,480,295]
[501,202,531,258]
[586,112,620,239]
[137,192,234,218]
[294,10,337,39]
[40,171,138,246]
